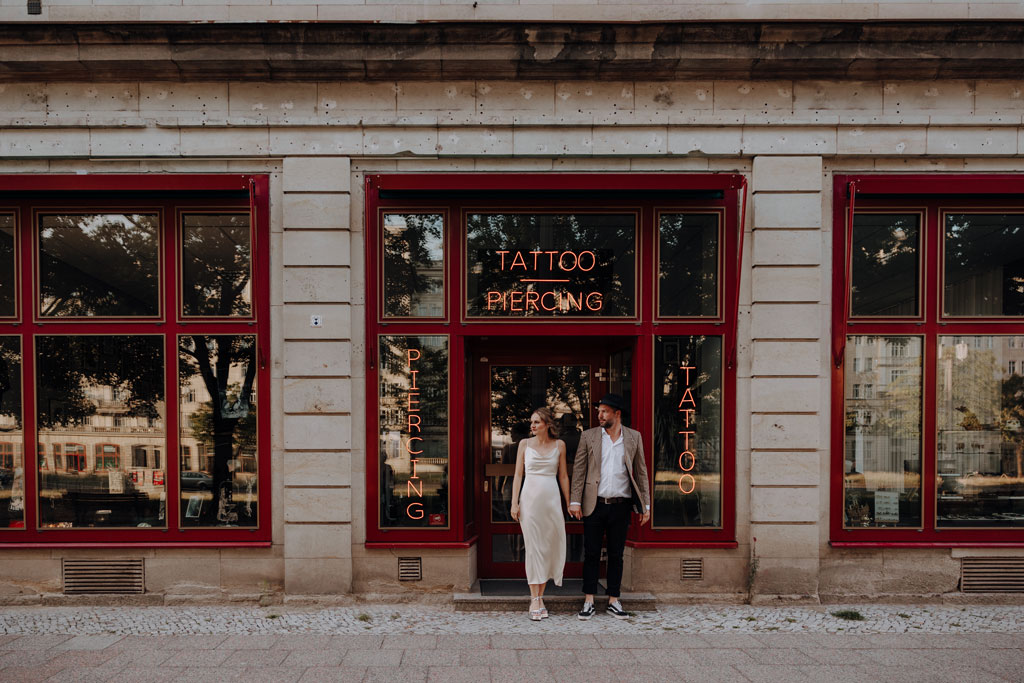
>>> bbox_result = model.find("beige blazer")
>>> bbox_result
[569,425,651,517]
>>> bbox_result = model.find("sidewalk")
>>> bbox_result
[0,604,1022,682]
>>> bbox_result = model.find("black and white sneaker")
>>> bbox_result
[606,601,630,620]
[577,602,596,621]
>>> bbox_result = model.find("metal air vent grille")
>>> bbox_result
[961,557,1024,593]
[398,557,422,582]
[681,558,704,581]
[63,559,144,594]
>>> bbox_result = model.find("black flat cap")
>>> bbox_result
[597,393,624,411]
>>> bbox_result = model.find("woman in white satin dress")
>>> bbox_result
[510,407,570,621]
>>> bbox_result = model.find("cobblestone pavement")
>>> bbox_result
[0,605,1021,682]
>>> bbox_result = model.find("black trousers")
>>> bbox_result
[581,500,631,598]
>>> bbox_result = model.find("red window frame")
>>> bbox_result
[832,174,1024,546]
[365,173,745,548]
[64,443,86,473]
[94,444,120,472]
[0,174,271,547]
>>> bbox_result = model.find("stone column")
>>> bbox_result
[280,157,354,594]
[748,156,824,602]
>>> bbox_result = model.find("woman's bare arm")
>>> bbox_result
[510,439,527,522]
[557,440,571,508]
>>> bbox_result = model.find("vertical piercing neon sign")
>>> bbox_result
[678,365,697,495]
[404,347,425,520]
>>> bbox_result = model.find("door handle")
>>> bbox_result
[483,479,489,493]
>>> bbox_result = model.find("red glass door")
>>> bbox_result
[472,338,616,579]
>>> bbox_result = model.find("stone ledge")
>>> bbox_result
[4,22,1024,82]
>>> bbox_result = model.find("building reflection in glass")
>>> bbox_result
[936,336,1024,527]
[844,336,923,528]
[36,336,166,528]
[0,337,23,528]
[382,214,444,318]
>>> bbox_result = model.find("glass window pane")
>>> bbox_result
[38,213,160,317]
[182,214,252,317]
[466,213,637,318]
[179,335,258,528]
[379,335,448,528]
[382,213,444,318]
[945,214,1024,316]
[37,336,166,528]
[658,213,719,317]
[937,336,1024,527]
[0,214,14,317]
[0,337,23,528]
[653,335,722,529]
[851,214,920,316]
[844,336,922,528]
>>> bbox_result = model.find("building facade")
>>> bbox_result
[2,4,1024,603]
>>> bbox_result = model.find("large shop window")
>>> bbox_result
[832,175,1024,545]
[0,175,270,545]
[365,174,743,547]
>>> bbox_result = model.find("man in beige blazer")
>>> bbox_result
[568,393,650,620]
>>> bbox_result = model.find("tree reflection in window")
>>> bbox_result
[38,213,160,317]
[945,214,1024,316]
[851,214,920,316]
[382,214,444,318]
[466,213,636,317]
[179,335,257,527]
[658,213,719,317]
[182,214,252,317]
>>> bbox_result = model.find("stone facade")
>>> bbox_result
[1,8,1024,604]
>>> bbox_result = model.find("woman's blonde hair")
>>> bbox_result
[532,407,559,440]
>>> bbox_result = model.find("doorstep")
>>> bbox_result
[454,579,656,612]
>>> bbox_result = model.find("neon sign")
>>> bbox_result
[677,364,697,495]
[484,249,605,313]
[404,347,425,521]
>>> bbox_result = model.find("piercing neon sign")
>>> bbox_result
[484,249,605,313]
[404,347,425,521]
[677,365,697,495]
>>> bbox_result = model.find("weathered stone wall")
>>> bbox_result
[1,0,1020,24]
[3,76,1024,601]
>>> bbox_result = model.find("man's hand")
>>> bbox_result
[640,510,650,526]
[568,503,582,520]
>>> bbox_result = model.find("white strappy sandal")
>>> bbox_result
[529,597,544,621]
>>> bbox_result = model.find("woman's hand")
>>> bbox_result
[510,504,520,522]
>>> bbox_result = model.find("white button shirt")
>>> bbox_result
[597,428,630,499]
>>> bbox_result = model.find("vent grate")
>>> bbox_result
[680,558,703,581]
[961,557,1024,593]
[63,559,144,594]
[398,557,422,582]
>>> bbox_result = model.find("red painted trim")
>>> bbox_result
[830,174,1024,545]
[626,541,739,549]
[842,174,1024,197]
[831,542,1024,549]
[365,537,478,550]
[1,542,272,549]
[0,174,271,547]
[370,173,744,193]
[0,175,252,193]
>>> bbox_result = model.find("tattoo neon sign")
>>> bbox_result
[484,249,605,313]
[677,365,697,495]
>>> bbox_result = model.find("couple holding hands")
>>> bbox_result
[509,393,651,621]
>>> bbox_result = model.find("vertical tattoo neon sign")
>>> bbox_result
[678,365,697,495]
[405,347,425,520]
